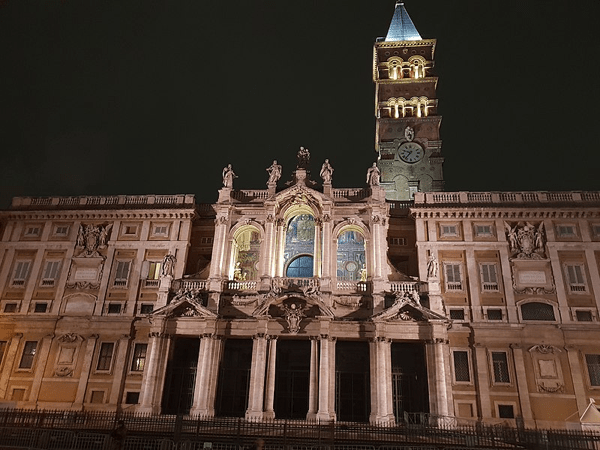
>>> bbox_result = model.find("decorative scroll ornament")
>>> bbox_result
[505,221,546,259]
[58,333,82,344]
[76,223,112,257]
[282,302,306,334]
[55,367,73,377]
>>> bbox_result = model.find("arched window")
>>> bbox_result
[521,302,555,321]
[283,214,315,277]
[336,230,366,281]
[286,255,314,278]
[231,227,260,280]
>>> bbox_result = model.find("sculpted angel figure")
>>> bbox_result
[297,146,310,169]
[222,164,237,188]
[266,160,282,184]
[320,159,334,183]
[98,224,112,247]
[404,126,415,142]
[366,162,381,186]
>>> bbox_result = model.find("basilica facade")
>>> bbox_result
[0,2,600,430]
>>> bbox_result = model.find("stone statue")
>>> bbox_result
[320,159,334,183]
[505,221,546,259]
[427,254,439,278]
[297,147,310,169]
[161,253,176,277]
[366,162,381,186]
[404,126,415,142]
[266,160,282,184]
[98,224,112,247]
[222,164,237,188]
[359,264,367,282]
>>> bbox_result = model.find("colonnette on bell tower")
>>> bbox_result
[374,2,444,201]
[1,2,600,433]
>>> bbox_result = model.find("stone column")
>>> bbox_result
[370,337,394,424]
[465,248,482,321]
[547,247,571,323]
[584,248,600,314]
[316,335,336,421]
[275,219,285,277]
[565,346,589,417]
[371,218,382,279]
[73,334,99,409]
[314,219,322,278]
[263,336,278,419]
[0,333,22,398]
[246,334,268,420]
[321,215,333,281]
[109,335,131,405]
[27,334,54,404]
[307,337,319,420]
[426,338,450,417]
[262,216,275,278]
[138,332,167,413]
[510,344,533,424]
[190,334,213,416]
[498,245,518,323]
[209,215,229,284]
[204,336,223,416]
[474,344,492,419]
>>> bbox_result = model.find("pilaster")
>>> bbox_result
[0,333,23,399]
[73,334,98,409]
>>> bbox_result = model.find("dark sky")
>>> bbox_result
[1,1,599,208]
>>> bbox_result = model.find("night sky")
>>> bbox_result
[1,1,599,208]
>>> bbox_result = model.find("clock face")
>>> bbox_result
[399,142,424,163]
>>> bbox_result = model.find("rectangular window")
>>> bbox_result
[140,304,154,315]
[12,389,25,401]
[153,225,168,236]
[498,404,515,419]
[4,303,17,313]
[34,303,48,313]
[124,226,137,235]
[565,264,586,292]
[24,226,41,237]
[487,309,503,321]
[449,309,465,320]
[40,260,61,287]
[53,225,69,236]
[19,341,38,369]
[125,392,140,404]
[491,352,510,384]
[12,261,31,287]
[107,303,122,314]
[480,263,499,291]
[586,354,600,386]
[131,343,148,372]
[90,390,105,404]
[389,237,407,246]
[113,260,131,287]
[441,225,458,236]
[147,262,161,280]
[0,341,7,366]
[593,225,600,237]
[96,343,115,371]
[200,237,213,245]
[557,225,576,237]
[444,263,462,291]
[576,310,593,322]
[474,225,493,236]
[453,351,471,382]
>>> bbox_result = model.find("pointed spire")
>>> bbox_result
[385,2,422,42]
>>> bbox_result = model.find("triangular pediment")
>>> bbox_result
[253,291,334,319]
[372,293,447,323]
[152,296,217,319]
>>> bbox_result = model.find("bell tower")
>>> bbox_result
[374,2,444,201]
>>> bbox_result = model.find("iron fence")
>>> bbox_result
[0,409,598,450]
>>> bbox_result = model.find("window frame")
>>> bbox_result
[563,263,587,293]
[18,341,38,370]
[496,402,516,419]
[585,354,600,388]
[113,260,132,288]
[479,262,499,292]
[443,262,463,292]
[489,350,512,386]
[130,343,148,373]
[451,348,473,385]
[520,301,557,322]
[40,259,62,287]
[11,260,32,287]
[96,342,116,372]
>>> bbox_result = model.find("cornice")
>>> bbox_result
[410,208,600,220]
[375,39,436,49]
[376,77,438,86]
[2,210,197,221]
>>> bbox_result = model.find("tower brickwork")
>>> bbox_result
[374,2,444,201]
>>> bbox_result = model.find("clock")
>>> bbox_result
[398,142,424,163]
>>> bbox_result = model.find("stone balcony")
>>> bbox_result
[10,194,196,210]
[413,191,600,207]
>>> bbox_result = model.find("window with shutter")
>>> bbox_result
[12,261,31,287]
[41,260,61,287]
[480,263,499,291]
[565,264,586,292]
[113,261,131,287]
[444,263,462,291]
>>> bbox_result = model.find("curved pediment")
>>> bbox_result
[152,295,217,319]
[253,290,334,319]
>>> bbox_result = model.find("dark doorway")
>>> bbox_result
[391,342,429,421]
[162,337,199,415]
[336,341,370,422]
[215,339,252,417]
[274,340,310,419]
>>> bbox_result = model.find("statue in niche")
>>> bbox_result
[359,264,367,282]
[427,254,439,278]
[282,302,306,334]
[404,126,415,142]
[76,223,112,257]
[297,146,310,169]
[266,160,282,184]
[366,162,381,186]
[505,222,546,259]
[161,253,176,277]
[222,164,237,188]
[320,159,334,183]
